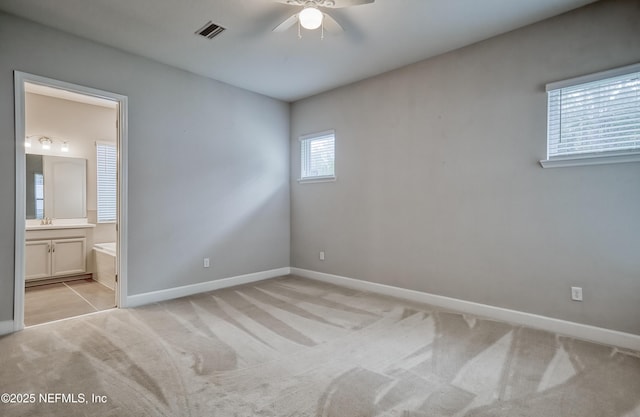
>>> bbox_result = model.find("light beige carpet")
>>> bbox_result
[1,275,639,416]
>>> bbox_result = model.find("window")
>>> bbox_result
[542,63,640,168]
[34,173,44,220]
[299,130,335,181]
[96,143,117,222]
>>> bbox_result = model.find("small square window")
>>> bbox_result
[299,130,335,181]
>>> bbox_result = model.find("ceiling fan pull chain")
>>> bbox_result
[298,19,302,39]
[321,19,325,40]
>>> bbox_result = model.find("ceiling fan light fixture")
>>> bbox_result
[299,6,323,30]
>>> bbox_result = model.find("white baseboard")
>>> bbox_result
[0,320,15,336]
[291,267,640,352]
[126,267,291,308]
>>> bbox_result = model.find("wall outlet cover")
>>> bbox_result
[571,286,583,301]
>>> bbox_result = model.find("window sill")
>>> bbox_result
[539,152,640,168]
[297,176,336,184]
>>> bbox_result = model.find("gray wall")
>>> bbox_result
[290,0,640,334]
[0,12,290,322]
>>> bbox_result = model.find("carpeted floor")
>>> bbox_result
[1,275,639,416]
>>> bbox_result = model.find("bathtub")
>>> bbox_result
[93,242,116,290]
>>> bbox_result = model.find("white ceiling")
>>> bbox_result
[0,0,598,102]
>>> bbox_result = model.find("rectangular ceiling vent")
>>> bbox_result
[195,21,226,40]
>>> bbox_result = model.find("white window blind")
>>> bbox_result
[96,143,117,223]
[35,173,44,220]
[546,67,640,160]
[300,131,335,180]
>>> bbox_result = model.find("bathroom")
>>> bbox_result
[23,82,118,326]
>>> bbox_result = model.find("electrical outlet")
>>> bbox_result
[204,258,210,268]
[571,286,583,301]
[319,251,325,261]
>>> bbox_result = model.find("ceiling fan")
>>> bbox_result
[272,0,374,38]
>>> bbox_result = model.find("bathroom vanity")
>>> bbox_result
[25,153,95,286]
[25,223,95,284]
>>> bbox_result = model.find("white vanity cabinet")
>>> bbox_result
[25,238,86,281]
[25,225,94,283]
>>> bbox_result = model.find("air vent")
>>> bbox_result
[195,21,226,39]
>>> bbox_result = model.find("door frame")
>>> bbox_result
[14,71,129,331]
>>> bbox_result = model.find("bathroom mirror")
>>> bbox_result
[26,154,87,219]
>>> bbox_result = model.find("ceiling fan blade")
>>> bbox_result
[325,0,374,8]
[271,0,374,8]
[322,13,344,33]
[271,0,306,6]
[272,13,298,32]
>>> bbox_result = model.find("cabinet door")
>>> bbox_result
[25,240,51,281]
[51,238,86,276]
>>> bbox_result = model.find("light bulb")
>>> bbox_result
[25,138,32,148]
[299,7,323,30]
[61,142,69,152]
[39,137,52,150]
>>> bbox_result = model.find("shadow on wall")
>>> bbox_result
[131,158,288,291]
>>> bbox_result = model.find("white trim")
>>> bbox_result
[540,151,640,168]
[299,129,335,142]
[546,62,640,91]
[14,73,27,332]
[291,268,640,351]
[19,73,126,103]
[126,267,291,308]
[117,95,129,309]
[13,71,129,327]
[297,176,337,183]
[0,320,15,336]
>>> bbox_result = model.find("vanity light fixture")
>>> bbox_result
[39,136,52,150]
[28,135,70,152]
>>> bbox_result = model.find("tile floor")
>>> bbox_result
[24,278,115,326]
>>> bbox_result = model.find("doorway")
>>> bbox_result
[14,72,128,330]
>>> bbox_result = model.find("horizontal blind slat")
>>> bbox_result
[550,101,639,120]
[553,99,639,115]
